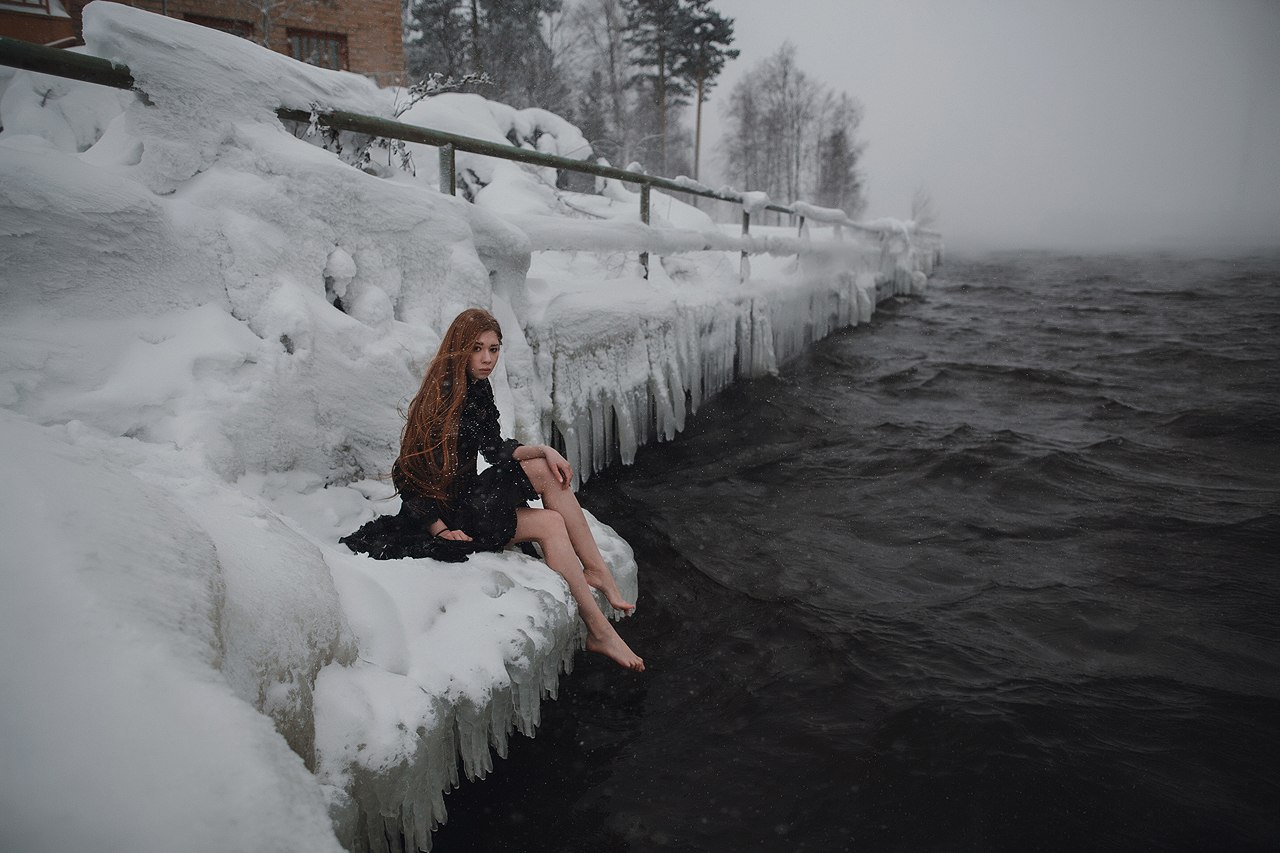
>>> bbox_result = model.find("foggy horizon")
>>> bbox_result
[704,0,1280,252]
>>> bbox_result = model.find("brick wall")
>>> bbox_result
[59,0,406,85]
[0,7,77,45]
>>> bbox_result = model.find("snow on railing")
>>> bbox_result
[0,35,941,282]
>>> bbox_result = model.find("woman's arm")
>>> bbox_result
[512,443,573,488]
[434,524,472,541]
[394,460,469,538]
[414,505,471,540]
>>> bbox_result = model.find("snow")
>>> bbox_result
[0,4,938,851]
[791,200,852,224]
[0,414,346,853]
[672,174,713,193]
[740,189,772,214]
[398,92,591,199]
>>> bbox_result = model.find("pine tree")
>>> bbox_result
[403,0,570,112]
[479,0,569,110]
[685,0,737,181]
[816,127,863,215]
[403,0,469,80]
[622,0,696,173]
[576,68,613,158]
[814,93,866,216]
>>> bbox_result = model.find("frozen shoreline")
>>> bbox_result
[0,6,939,851]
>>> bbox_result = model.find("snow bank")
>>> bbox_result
[397,92,590,207]
[0,49,132,153]
[0,5,633,851]
[0,4,935,850]
[0,413,347,853]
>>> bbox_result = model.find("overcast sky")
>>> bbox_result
[701,0,1280,251]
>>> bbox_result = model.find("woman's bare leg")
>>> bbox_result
[512,507,644,672]
[520,457,635,612]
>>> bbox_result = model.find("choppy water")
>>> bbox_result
[433,252,1280,852]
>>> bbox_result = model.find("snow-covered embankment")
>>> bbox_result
[0,5,938,851]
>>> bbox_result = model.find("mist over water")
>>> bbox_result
[433,252,1280,852]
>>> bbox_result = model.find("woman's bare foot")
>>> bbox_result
[586,629,645,671]
[583,566,635,612]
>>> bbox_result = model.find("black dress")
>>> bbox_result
[340,378,538,562]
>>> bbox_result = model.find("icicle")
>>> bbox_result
[572,410,591,485]
[560,421,580,489]
[615,396,637,465]
[590,396,607,475]
[854,272,876,322]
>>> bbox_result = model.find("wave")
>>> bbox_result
[1072,272,1120,285]
[1161,407,1280,443]
[1088,395,1160,421]
[1118,288,1208,301]
[1093,343,1272,371]
[876,361,1108,396]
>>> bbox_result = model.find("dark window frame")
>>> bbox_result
[287,27,348,71]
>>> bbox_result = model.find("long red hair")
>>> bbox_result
[396,308,503,504]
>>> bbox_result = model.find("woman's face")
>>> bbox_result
[467,330,501,380]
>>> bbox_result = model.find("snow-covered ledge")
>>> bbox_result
[0,5,937,851]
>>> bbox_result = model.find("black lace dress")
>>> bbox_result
[340,378,538,562]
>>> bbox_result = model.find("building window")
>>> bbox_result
[288,29,348,71]
[184,14,254,40]
[9,0,52,10]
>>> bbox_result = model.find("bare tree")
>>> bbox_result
[722,41,866,219]
[686,0,737,182]
[911,186,938,229]
[567,0,636,163]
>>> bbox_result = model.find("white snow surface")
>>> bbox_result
[791,200,853,224]
[0,5,938,852]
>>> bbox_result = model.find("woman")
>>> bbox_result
[342,308,643,672]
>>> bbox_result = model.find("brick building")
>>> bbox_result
[0,0,78,46]
[1,0,405,85]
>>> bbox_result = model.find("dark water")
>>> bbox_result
[432,252,1280,852]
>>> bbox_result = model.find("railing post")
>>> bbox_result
[639,183,651,280]
[795,214,806,268]
[438,143,456,196]
[740,209,750,282]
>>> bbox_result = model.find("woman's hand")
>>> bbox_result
[436,529,473,542]
[542,446,573,488]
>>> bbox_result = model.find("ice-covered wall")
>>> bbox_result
[522,229,939,484]
[0,6,937,852]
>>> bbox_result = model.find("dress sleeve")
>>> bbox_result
[392,459,442,526]
[475,381,522,466]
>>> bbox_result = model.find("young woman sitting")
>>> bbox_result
[342,308,643,672]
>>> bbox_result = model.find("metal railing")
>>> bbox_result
[0,35,938,279]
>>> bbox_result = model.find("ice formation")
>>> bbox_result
[0,5,939,851]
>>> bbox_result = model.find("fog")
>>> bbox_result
[706,0,1280,251]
